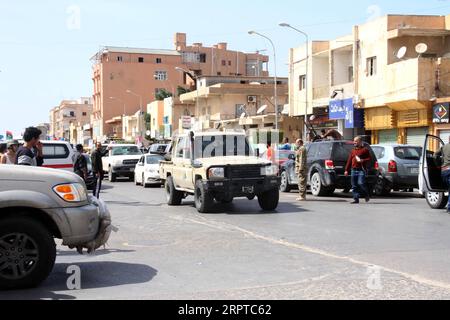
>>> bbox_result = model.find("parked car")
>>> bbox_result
[419,134,450,209]
[102,144,142,182]
[148,144,171,155]
[0,165,112,289]
[279,140,379,196]
[371,144,422,196]
[134,154,165,187]
[41,141,75,172]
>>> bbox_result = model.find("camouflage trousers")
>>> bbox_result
[297,170,307,198]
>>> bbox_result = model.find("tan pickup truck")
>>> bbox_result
[159,130,281,213]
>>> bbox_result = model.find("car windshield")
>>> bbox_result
[394,147,422,160]
[146,155,164,164]
[150,145,168,153]
[194,135,252,158]
[112,146,142,156]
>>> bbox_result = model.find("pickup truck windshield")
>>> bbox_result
[194,135,252,158]
[112,146,142,156]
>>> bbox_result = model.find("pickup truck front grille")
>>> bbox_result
[123,159,139,166]
[229,165,263,179]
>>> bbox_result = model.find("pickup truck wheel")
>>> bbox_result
[108,168,117,182]
[374,176,391,196]
[258,188,279,211]
[166,176,183,206]
[280,171,292,193]
[426,192,448,210]
[195,180,214,213]
[0,217,56,290]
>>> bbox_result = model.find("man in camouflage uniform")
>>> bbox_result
[295,139,308,201]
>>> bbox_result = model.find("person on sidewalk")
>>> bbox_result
[345,136,371,204]
[295,139,308,201]
[0,140,20,165]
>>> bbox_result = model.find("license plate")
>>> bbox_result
[411,167,419,174]
[242,186,254,194]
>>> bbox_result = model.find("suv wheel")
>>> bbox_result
[426,192,448,210]
[195,180,214,213]
[310,172,328,197]
[108,167,117,182]
[258,188,279,211]
[0,217,56,290]
[165,176,183,206]
[280,171,292,193]
[374,176,391,196]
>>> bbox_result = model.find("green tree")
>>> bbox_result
[155,89,173,101]
[177,86,192,96]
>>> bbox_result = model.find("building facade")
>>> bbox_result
[290,14,450,144]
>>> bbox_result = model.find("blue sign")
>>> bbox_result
[329,98,353,120]
[345,103,354,128]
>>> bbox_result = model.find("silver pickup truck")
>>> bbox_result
[0,165,112,289]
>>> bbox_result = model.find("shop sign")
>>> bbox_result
[433,103,450,124]
[329,98,353,120]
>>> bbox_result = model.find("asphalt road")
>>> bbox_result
[3,179,450,300]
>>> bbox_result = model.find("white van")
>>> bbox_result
[41,141,75,172]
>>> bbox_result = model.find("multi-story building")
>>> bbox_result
[289,14,450,144]
[49,98,92,142]
[179,76,299,142]
[91,33,269,142]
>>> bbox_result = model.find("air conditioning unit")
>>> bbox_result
[247,96,257,103]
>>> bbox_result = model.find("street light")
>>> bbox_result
[175,67,200,128]
[279,22,310,140]
[248,31,278,133]
[126,89,145,140]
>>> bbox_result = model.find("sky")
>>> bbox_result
[1,0,450,137]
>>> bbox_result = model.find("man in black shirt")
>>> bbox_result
[91,142,110,198]
[15,127,44,166]
[73,144,88,181]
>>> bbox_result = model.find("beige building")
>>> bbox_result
[49,98,93,142]
[289,14,450,144]
[179,76,299,142]
[91,33,269,142]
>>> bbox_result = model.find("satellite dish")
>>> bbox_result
[443,52,450,59]
[257,105,268,114]
[309,115,316,122]
[240,112,246,119]
[396,46,407,59]
[415,43,428,55]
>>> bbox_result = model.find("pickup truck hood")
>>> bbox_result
[0,165,82,184]
[197,156,271,168]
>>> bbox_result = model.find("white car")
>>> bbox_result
[102,144,143,182]
[134,154,164,187]
[41,141,75,172]
[419,134,449,209]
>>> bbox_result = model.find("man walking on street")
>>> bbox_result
[73,144,88,182]
[91,142,109,199]
[436,137,450,212]
[15,127,44,167]
[345,136,371,204]
[295,139,308,201]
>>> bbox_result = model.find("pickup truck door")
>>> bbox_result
[419,134,446,193]
[172,137,191,189]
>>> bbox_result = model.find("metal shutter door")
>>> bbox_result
[378,129,398,145]
[439,130,450,144]
[406,127,429,146]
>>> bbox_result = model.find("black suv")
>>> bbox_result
[280,141,379,196]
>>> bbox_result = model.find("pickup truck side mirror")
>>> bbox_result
[255,148,260,157]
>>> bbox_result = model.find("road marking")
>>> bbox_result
[172,215,450,291]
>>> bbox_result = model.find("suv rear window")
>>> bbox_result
[43,144,70,159]
[333,143,354,161]
[394,147,422,160]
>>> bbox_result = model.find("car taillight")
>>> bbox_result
[325,160,335,170]
[375,161,379,171]
[388,160,397,173]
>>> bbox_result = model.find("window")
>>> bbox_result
[82,112,87,116]
[154,71,168,81]
[117,56,123,62]
[299,75,306,91]
[235,104,246,118]
[70,111,75,117]
[156,58,162,64]
[175,138,185,158]
[394,147,422,160]
[42,144,70,160]
[228,61,232,66]
[138,57,144,63]
[348,66,354,83]
[372,147,385,160]
[217,72,221,76]
[222,60,226,66]
[367,57,377,76]
[199,53,206,63]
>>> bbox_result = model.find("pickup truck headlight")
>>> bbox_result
[208,167,225,179]
[261,165,279,177]
[53,183,88,203]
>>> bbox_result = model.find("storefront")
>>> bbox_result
[406,127,429,146]
[432,101,450,144]
[378,129,398,145]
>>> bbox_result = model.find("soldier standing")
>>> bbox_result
[295,139,308,201]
